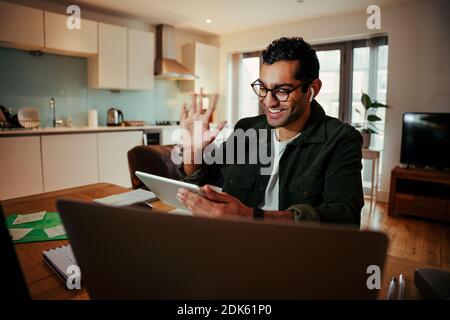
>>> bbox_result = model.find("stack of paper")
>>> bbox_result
[9,211,46,241]
[7,211,67,243]
[94,188,157,207]
[13,211,46,225]
[9,228,34,241]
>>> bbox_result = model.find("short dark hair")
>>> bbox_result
[261,37,319,92]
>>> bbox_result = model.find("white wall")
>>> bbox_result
[214,0,450,202]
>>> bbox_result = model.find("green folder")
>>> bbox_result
[6,212,68,244]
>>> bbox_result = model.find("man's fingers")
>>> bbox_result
[191,93,197,114]
[204,93,219,119]
[180,103,188,120]
[198,88,204,113]
[211,120,227,141]
[201,185,231,203]
[177,188,206,208]
[177,188,214,215]
[210,93,219,109]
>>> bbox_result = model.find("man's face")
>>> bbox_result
[258,60,309,128]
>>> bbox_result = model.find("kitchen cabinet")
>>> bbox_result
[0,1,154,91]
[44,11,97,56]
[180,42,219,94]
[0,130,146,199]
[88,22,127,89]
[161,127,182,145]
[128,28,155,90]
[0,137,43,200]
[41,134,98,192]
[0,1,44,49]
[98,131,143,188]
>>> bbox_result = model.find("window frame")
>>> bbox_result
[239,36,388,122]
[313,36,388,123]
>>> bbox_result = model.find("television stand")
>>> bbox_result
[388,166,450,222]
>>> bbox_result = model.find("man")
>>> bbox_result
[176,37,364,225]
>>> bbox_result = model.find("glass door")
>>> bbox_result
[315,49,342,118]
[238,52,261,119]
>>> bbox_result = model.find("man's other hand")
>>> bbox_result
[176,185,252,218]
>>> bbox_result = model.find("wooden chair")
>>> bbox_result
[127,145,182,189]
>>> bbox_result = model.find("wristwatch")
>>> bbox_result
[253,207,265,220]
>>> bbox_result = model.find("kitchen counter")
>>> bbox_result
[0,125,179,137]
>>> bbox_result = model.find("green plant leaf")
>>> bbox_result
[367,114,382,122]
[354,108,362,115]
[361,93,371,110]
[370,102,388,109]
[363,128,378,134]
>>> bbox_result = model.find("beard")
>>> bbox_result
[263,100,306,128]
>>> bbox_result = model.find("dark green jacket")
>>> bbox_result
[183,101,364,226]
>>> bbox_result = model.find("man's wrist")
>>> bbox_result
[262,210,296,221]
[253,207,265,220]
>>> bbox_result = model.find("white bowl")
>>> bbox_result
[18,107,40,128]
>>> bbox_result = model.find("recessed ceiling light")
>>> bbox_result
[206,19,212,24]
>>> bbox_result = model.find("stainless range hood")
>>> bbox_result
[154,24,197,80]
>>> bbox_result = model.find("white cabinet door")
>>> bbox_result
[194,42,219,94]
[0,136,43,200]
[44,11,97,56]
[181,42,219,94]
[0,1,44,49]
[41,134,98,192]
[88,22,127,89]
[161,127,182,145]
[98,131,142,188]
[128,29,154,90]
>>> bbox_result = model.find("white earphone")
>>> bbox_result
[309,87,315,103]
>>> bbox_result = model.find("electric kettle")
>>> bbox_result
[107,108,124,126]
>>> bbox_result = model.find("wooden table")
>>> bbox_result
[1,183,427,300]
[362,148,381,214]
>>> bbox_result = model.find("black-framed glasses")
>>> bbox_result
[250,79,312,102]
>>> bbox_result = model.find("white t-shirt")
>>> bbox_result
[261,129,301,211]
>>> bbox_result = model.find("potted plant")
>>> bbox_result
[355,92,389,148]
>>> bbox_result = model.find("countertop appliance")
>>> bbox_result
[154,25,197,80]
[153,120,180,126]
[107,108,124,126]
[142,128,161,145]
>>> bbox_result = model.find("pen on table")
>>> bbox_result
[398,274,405,300]
[386,276,397,300]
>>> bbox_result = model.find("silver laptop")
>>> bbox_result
[57,198,388,299]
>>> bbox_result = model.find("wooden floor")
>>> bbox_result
[361,198,450,272]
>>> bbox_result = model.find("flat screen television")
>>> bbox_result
[400,112,450,170]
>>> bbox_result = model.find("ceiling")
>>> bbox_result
[49,0,411,35]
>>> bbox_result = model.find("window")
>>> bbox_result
[314,37,389,194]
[238,52,261,119]
[315,50,341,118]
[350,39,389,151]
[313,37,388,145]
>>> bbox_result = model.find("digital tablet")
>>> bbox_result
[135,171,203,212]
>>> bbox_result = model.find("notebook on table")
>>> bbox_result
[94,188,157,207]
[43,244,79,282]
